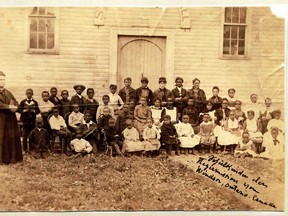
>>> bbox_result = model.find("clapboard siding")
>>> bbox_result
[0,6,284,105]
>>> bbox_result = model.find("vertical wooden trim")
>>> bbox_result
[219,7,225,58]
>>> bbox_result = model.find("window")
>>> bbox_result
[223,7,247,56]
[28,7,58,54]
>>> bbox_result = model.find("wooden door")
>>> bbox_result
[117,36,166,91]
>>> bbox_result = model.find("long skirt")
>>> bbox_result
[0,110,23,163]
[200,134,216,146]
[124,140,145,152]
[217,128,240,146]
[143,139,161,151]
[179,135,200,148]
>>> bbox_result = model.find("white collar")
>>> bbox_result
[86,121,93,125]
[77,94,82,98]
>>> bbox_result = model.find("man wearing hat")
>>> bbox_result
[135,77,154,106]
[153,77,172,107]
[70,84,87,113]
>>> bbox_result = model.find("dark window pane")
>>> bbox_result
[231,39,238,55]
[239,26,245,39]
[47,18,54,32]
[39,19,46,32]
[30,33,37,48]
[232,7,239,23]
[225,7,232,23]
[39,7,46,15]
[30,18,37,32]
[31,7,37,14]
[239,40,245,47]
[38,33,46,49]
[223,26,230,39]
[223,39,230,54]
[231,26,238,39]
[240,7,247,23]
[47,33,54,49]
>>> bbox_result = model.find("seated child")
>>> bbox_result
[108,84,124,115]
[116,104,133,134]
[38,91,54,134]
[60,90,71,117]
[234,100,246,127]
[150,98,163,127]
[160,115,180,155]
[227,88,237,110]
[49,107,72,155]
[161,96,178,124]
[260,97,274,134]
[28,116,50,159]
[142,118,161,152]
[98,107,113,132]
[182,97,199,133]
[85,88,99,123]
[70,84,86,113]
[176,115,200,154]
[105,118,127,156]
[78,111,98,154]
[234,131,258,158]
[217,110,240,154]
[266,109,284,134]
[68,104,84,131]
[96,95,114,120]
[135,77,154,106]
[199,100,216,124]
[70,129,92,157]
[259,127,284,160]
[123,119,144,152]
[134,97,152,137]
[128,99,136,116]
[199,113,216,153]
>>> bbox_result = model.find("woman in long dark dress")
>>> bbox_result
[187,78,207,113]
[0,71,23,164]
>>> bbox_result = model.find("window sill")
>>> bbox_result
[220,55,250,60]
[26,51,60,55]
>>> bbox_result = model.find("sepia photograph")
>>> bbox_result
[0,1,286,214]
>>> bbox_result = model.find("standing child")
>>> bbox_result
[227,88,237,110]
[85,88,99,123]
[244,93,262,119]
[234,131,258,158]
[18,88,40,152]
[160,115,180,155]
[199,113,216,153]
[182,97,199,133]
[234,100,246,127]
[266,110,284,134]
[150,98,163,127]
[171,77,188,121]
[116,104,133,134]
[123,119,144,153]
[142,118,161,154]
[161,96,178,124]
[68,104,84,131]
[70,129,93,157]
[108,84,124,115]
[135,77,154,106]
[49,87,62,110]
[38,91,54,134]
[260,97,274,134]
[28,117,50,159]
[96,95,114,120]
[60,90,71,118]
[153,77,172,107]
[209,86,223,110]
[134,97,152,138]
[176,115,200,154]
[118,77,136,103]
[70,84,86,113]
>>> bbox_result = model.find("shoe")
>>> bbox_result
[65,151,73,156]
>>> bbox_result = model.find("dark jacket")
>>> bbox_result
[215,107,230,125]
[153,88,172,103]
[28,128,50,152]
[160,123,178,145]
[118,87,136,103]
[187,88,206,112]
[135,87,154,105]
[70,95,87,113]
[171,87,188,113]
[18,98,40,126]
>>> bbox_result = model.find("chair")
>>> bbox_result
[48,114,65,153]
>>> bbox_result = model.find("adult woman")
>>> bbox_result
[187,78,206,113]
[0,71,23,164]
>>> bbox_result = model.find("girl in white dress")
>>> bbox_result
[122,119,144,152]
[150,98,163,128]
[142,118,161,153]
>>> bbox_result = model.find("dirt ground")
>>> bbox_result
[0,152,284,211]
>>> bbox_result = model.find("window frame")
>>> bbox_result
[220,7,250,60]
[26,7,59,55]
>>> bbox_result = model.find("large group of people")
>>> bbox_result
[0,71,284,164]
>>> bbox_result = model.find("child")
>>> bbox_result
[97,107,113,131]
[142,118,161,153]
[70,84,86,113]
[49,107,72,155]
[68,104,84,131]
[28,116,50,159]
[70,129,93,157]
[182,97,199,133]
[161,96,178,124]
[60,90,71,117]
[259,127,284,160]
[227,88,237,110]
[105,118,126,156]
[217,110,240,154]
[118,77,136,103]
[49,87,62,109]
[209,86,223,110]
[176,115,200,154]
[128,99,136,116]
[116,104,133,134]
[108,84,124,115]
[243,110,263,148]
[123,119,144,152]
[78,111,98,154]
[150,98,163,127]
[234,100,246,127]
[199,100,216,124]
[234,131,258,158]
[38,91,54,134]
[85,88,99,123]
[266,110,284,134]
[171,77,188,121]
[134,97,152,137]
[215,98,230,126]
[135,77,154,106]
[18,88,40,152]
[199,113,216,153]
[260,97,274,134]
[96,95,114,120]
[153,77,172,107]
[244,93,262,119]
[160,115,180,155]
